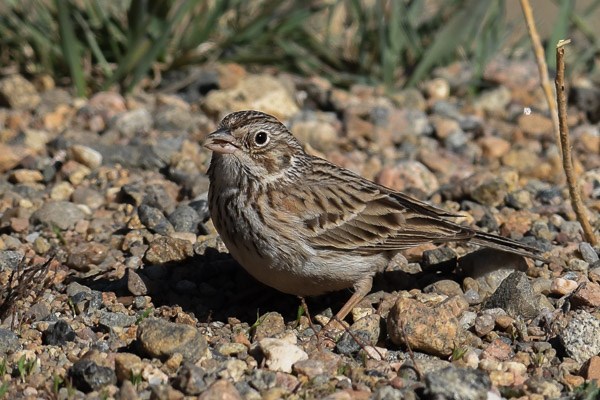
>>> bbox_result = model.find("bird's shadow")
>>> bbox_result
[74,248,459,325]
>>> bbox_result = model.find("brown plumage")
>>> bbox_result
[205,110,545,321]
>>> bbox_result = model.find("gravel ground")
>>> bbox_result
[0,59,599,399]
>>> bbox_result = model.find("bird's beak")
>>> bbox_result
[204,129,239,154]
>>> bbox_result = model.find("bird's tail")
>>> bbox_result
[471,231,549,262]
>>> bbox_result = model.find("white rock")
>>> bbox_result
[258,338,308,373]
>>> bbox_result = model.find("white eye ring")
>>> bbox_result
[254,131,269,147]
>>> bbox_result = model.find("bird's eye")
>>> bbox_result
[254,131,269,147]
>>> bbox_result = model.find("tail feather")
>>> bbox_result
[471,231,548,262]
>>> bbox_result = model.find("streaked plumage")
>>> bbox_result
[205,110,545,321]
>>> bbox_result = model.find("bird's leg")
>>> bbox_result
[335,275,373,322]
[298,296,319,335]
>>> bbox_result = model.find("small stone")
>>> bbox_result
[198,379,242,400]
[292,359,325,379]
[0,329,20,354]
[253,312,286,341]
[376,161,439,197]
[424,280,463,298]
[98,310,137,328]
[0,250,24,271]
[70,359,117,393]
[258,338,308,373]
[144,236,194,265]
[69,145,103,169]
[579,242,599,264]
[0,74,40,110]
[559,310,600,363]
[505,189,533,210]
[217,342,247,357]
[484,271,544,319]
[336,313,381,355]
[518,112,553,137]
[424,78,450,100]
[422,246,457,266]
[582,355,600,383]
[0,144,32,173]
[71,187,105,209]
[288,112,339,152]
[114,353,144,383]
[66,242,109,272]
[425,366,491,400]
[473,86,510,114]
[42,320,76,345]
[137,318,207,362]
[474,314,495,337]
[550,278,578,296]
[168,205,201,233]
[568,259,589,273]
[173,363,208,395]
[571,282,600,308]
[479,136,511,159]
[127,269,149,296]
[138,205,174,235]
[8,169,43,183]
[113,108,153,137]
[387,295,468,357]
[31,201,86,230]
[50,181,75,201]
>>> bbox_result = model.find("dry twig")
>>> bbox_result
[555,40,598,246]
[519,0,560,148]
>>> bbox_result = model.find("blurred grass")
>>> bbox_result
[0,0,598,95]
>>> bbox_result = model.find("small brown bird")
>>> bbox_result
[205,110,544,321]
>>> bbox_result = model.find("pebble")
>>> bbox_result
[579,242,599,264]
[138,204,174,235]
[582,355,600,383]
[473,314,495,337]
[173,363,209,395]
[168,205,201,233]
[258,338,308,373]
[42,320,76,345]
[144,236,194,265]
[387,295,468,357]
[67,242,109,271]
[559,310,600,363]
[376,161,439,196]
[98,310,137,328]
[69,144,103,169]
[484,271,544,319]
[0,329,20,354]
[69,359,117,393]
[424,366,491,400]
[114,352,144,383]
[137,318,207,362]
[0,250,24,271]
[113,108,153,137]
[550,278,578,296]
[0,74,40,110]
[571,282,600,308]
[30,201,86,230]
[198,379,242,400]
[8,169,43,183]
[252,312,286,341]
[336,313,381,355]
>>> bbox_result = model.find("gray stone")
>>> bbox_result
[580,242,599,264]
[425,366,491,400]
[0,250,24,271]
[559,310,600,363]
[113,108,152,137]
[42,320,76,345]
[0,329,20,354]
[98,311,137,328]
[31,201,85,230]
[70,359,117,393]
[138,204,173,235]
[483,271,542,319]
[173,363,209,395]
[168,205,201,233]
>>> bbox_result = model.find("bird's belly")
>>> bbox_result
[224,235,384,296]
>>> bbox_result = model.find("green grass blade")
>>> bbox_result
[55,0,86,96]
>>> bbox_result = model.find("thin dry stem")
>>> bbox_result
[555,42,598,246]
[519,0,561,149]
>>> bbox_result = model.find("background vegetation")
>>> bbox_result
[0,0,598,96]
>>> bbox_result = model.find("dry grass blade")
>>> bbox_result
[0,255,56,329]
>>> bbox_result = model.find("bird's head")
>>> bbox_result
[205,110,307,182]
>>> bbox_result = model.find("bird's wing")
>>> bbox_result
[274,158,474,252]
